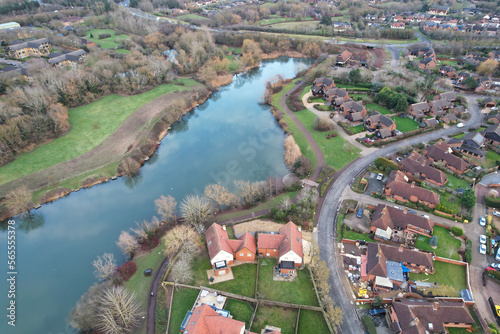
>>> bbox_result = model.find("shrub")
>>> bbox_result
[117,157,141,177]
[429,235,438,247]
[98,33,112,39]
[361,315,377,334]
[313,116,335,132]
[485,195,500,208]
[293,156,313,177]
[284,135,301,167]
[374,157,398,170]
[117,261,137,281]
[465,239,472,263]
[450,226,463,236]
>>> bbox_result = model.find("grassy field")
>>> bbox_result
[445,172,470,190]
[392,116,419,133]
[336,36,419,44]
[224,299,254,327]
[0,78,199,186]
[349,124,365,134]
[214,191,301,223]
[366,103,391,115]
[336,84,371,91]
[155,286,168,334]
[125,241,167,310]
[190,255,257,298]
[485,150,500,168]
[297,310,330,334]
[439,192,462,214]
[438,59,459,66]
[409,261,467,292]
[415,226,461,260]
[86,29,129,49]
[168,288,199,334]
[251,305,298,334]
[115,48,131,54]
[343,228,374,242]
[257,258,319,306]
[269,21,320,31]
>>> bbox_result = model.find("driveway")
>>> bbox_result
[363,172,385,195]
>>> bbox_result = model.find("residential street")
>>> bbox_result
[317,94,483,333]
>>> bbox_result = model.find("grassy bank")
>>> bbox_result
[0,78,200,186]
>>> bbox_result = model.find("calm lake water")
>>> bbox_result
[0,57,313,334]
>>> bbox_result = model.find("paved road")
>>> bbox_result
[147,257,170,334]
[317,95,483,333]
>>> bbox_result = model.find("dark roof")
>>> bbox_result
[280,261,295,269]
[424,143,468,172]
[371,204,434,232]
[385,170,440,205]
[400,155,447,185]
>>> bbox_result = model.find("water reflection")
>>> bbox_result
[17,213,45,233]
[124,172,143,190]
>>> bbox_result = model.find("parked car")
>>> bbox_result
[480,217,486,226]
[486,207,489,215]
[376,173,384,181]
[480,235,487,244]
[480,244,487,254]
[491,263,500,270]
[396,157,403,162]
[368,308,386,316]
[457,122,464,128]
[494,211,500,218]
[408,210,417,214]
[357,208,363,218]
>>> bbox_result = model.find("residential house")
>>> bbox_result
[393,15,404,22]
[417,48,432,57]
[429,99,453,117]
[475,77,492,93]
[205,223,256,276]
[365,113,396,138]
[434,91,457,103]
[325,87,349,106]
[425,118,440,127]
[257,221,303,274]
[384,170,440,208]
[391,22,405,29]
[423,142,469,174]
[406,102,431,120]
[311,76,335,96]
[482,124,500,146]
[389,299,475,333]
[439,66,455,77]
[361,242,434,290]
[370,204,435,241]
[419,57,437,70]
[337,49,353,65]
[7,38,51,59]
[428,7,449,16]
[48,50,87,67]
[489,50,500,61]
[455,71,471,83]
[440,114,457,124]
[181,304,246,334]
[399,151,448,187]
[484,97,497,108]
[79,37,97,48]
[485,114,500,125]
[341,101,367,125]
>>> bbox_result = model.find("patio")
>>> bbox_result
[207,267,234,284]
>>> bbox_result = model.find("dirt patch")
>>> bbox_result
[372,48,387,68]
[233,219,285,236]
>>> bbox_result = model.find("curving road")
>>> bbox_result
[317,95,483,333]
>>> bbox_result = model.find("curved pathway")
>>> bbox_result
[147,257,170,334]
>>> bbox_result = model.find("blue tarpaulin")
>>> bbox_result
[401,264,411,273]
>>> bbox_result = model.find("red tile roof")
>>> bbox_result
[279,221,303,258]
[237,232,256,254]
[183,304,245,334]
[257,233,285,250]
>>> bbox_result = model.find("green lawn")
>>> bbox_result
[392,116,419,133]
[366,103,391,115]
[351,93,368,101]
[191,255,257,298]
[409,261,467,293]
[251,305,298,334]
[86,29,129,49]
[155,286,168,334]
[439,192,462,214]
[125,241,167,310]
[485,150,500,168]
[336,83,371,91]
[415,226,461,260]
[257,259,319,306]
[439,59,458,66]
[297,310,330,334]
[445,172,470,190]
[168,288,199,334]
[224,299,254,327]
[115,48,131,54]
[269,21,320,30]
[309,96,325,103]
[0,79,200,186]
[343,229,373,242]
[349,124,365,134]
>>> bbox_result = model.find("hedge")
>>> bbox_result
[361,315,377,334]
[374,157,398,170]
[485,196,500,209]
[450,226,464,236]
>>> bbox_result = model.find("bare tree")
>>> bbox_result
[98,285,143,334]
[92,253,117,281]
[169,242,198,283]
[325,302,344,329]
[234,180,269,205]
[116,231,139,257]
[180,195,212,234]
[204,183,236,212]
[162,225,198,258]
[130,220,152,242]
[154,195,177,222]
[119,157,141,178]
[4,185,33,216]
[70,281,112,332]
[279,196,292,212]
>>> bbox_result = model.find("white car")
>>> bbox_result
[457,122,464,128]
[479,217,486,226]
[480,235,487,244]
[491,263,500,269]
[480,244,487,254]
[376,173,384,181]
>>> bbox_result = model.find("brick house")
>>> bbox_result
[384,170,440,208]
[365,113,396,138]
[406,102,431,120]
[439,66,456,77]
[325,88,349,106]
[419,57,437,70]
[482,124,500,145]
[428,7,449,15]
[423,142,469,174]
[434,91,457,103]
[429,99,453,117]
[181,304,246,334]
[361,242,434,290]
[455,71,471,83]
[336,49,352,65]
[48,49,87,67]
[399,151,448,187]
[7,38,51,59]
[370,204,435,241]
[311,76,335,96]
[205,223,256,276]
[484,97,497,108]
[340,101,367,125]
[389,299,474,333]
[391,22,405,29]
[257,221,303,274]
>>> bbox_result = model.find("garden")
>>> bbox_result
[391,116,420,133]
[409,261,467,295]
[415,226,462,261]
[86,29,130,50]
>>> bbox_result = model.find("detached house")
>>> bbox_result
[406,102,431,120]
[48,49,87,67]
[439,66,455,77]
[391,22,405,29]
[429,99,453,117]
[205,223,256,276]
[434,91,457,103]
[337,49,353,65]
[7,38,51,59]
[423,142,469,174]
[311,77,335,96]
[457,132,486,158]
[257,221,303,274]
[370,204,435,241]
[384,170,440,208]
[484,97,497,108]
[341,101,367,125]
[399,151,448,187]
[389,299,475,334]
[365,113,396,139]
[181,304,246,334]
[325,88,350,106]
[419,57,437,70]
[482,124,500,146]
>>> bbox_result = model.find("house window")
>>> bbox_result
[266,253,270,256]
[239,253,243,256]
[247,254,251,257]
[290,271,294,275]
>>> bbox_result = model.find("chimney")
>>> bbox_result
[399,245,404,253]
[222,225,226,231]
[433,302,439,310]
[411,182,415,188]
[298,227,301,232]
[404,208,407,214]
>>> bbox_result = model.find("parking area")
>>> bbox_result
[343,212,370,233]
[359,309,392,334]
[364,172,386,195]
